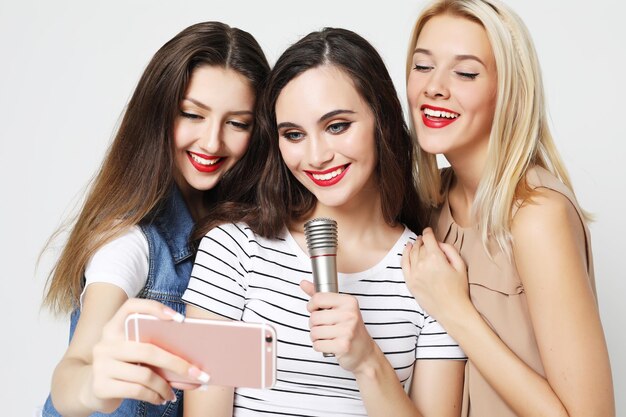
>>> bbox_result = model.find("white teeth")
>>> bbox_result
[423,107,459,119]
[312,166,345,181]
[190,153,221,166]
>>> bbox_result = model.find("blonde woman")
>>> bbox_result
[401,1,614,416]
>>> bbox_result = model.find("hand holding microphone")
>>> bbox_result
[303,217,338,357]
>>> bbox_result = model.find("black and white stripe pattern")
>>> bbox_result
[182,223,465,416]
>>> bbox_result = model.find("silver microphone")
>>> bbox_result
[303,217,338,358]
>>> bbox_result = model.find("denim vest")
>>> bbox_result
[43,185,195,417]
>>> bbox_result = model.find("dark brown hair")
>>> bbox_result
[44,22,269,314]
[197,27,425,238]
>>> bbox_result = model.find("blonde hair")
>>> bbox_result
[406,0,584,256]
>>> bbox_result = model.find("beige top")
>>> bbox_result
[433,166,596,417]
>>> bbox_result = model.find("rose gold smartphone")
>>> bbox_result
[124,313,277,389]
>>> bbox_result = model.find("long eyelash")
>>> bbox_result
[457,72,479,80]
[281,131,303,142]
[328,122,352,133]
[230,121,250,130]
[413,64,432,71]
[180,111,201,119]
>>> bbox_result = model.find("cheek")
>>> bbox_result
[173,122,195,150]
[278,141,302,172]
[231,134,252,159]
[406,74,423,108]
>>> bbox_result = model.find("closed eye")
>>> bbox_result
[227,120,251,131]
[455,71,479,80]
[413,64,433,72]
[180,111,203,120]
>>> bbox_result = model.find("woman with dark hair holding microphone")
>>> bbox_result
[181,27,465,417]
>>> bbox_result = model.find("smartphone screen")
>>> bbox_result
[125,313,276,389]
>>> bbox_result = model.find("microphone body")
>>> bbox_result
[303,217,338,357]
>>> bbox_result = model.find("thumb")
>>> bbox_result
[299,280,316,297]
[438,242,466,273]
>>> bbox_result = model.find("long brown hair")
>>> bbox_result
[197,27,425,239]
[43,21,269,314]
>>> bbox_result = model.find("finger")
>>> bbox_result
[409,236,423,264]
[97,341,207,384]
[438,242,467,272]
[311,339,337,355]
[93,377,170,405]
[421,228,443,254]
[121,298,184,322]
[310,326,340,343]
[401,242,413,271]
[299,280,316,298]
[105,300,184,340]
[93,360,175,403]
[309,309,339,327]
[170,382,202,391]
[306,292,344,312]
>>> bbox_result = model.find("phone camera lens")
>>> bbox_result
[265,334,273,343]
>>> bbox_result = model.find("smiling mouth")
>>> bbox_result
[187,151,225,172]
[422,106,460,119]
[305,164,350,187]
[420,105,460,128]
[189,152,222,166]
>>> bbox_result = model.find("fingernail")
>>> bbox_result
[163,308,185,323]
[197,384,210,391]
[197,371,210,383]
[189,366,211,383]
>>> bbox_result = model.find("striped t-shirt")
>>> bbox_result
[182,223,465,417]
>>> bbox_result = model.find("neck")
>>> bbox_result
[299,189,399,250]
[174,178,207,222]
[445,138,489,204]
[443,138,490,226]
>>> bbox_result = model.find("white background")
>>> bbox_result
[0,0,624,415]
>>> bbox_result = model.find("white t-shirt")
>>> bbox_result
[80,226,149,306]
[183,223,466,417]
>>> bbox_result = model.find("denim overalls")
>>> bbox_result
[43,185,195,417]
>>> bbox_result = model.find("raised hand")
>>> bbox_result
[300,280,376,374]
[87,298,208,412]
[401,227,471,326]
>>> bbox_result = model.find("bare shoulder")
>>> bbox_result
[512,187,583,243]
[511,187,587,279]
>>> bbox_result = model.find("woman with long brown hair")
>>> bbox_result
[41,21,269,417]
[181,27,465,417]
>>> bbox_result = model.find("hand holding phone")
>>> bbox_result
[125,313,277,389]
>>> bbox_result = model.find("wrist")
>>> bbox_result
[440,298,481,339]
[79,367,119,415]
[351,342,385,381]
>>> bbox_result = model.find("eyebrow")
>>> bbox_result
[183,97,253,116]
[276,109,356,130]
[413,48,486,66]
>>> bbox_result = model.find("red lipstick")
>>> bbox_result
[421,104,460,129]
[305,164,350,187]
[187,151,225,173]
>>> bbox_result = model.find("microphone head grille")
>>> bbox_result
[303,217,338,254]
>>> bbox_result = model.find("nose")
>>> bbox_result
[424,70,450,100]
[307,134,334,168]
[198,119,222,154]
